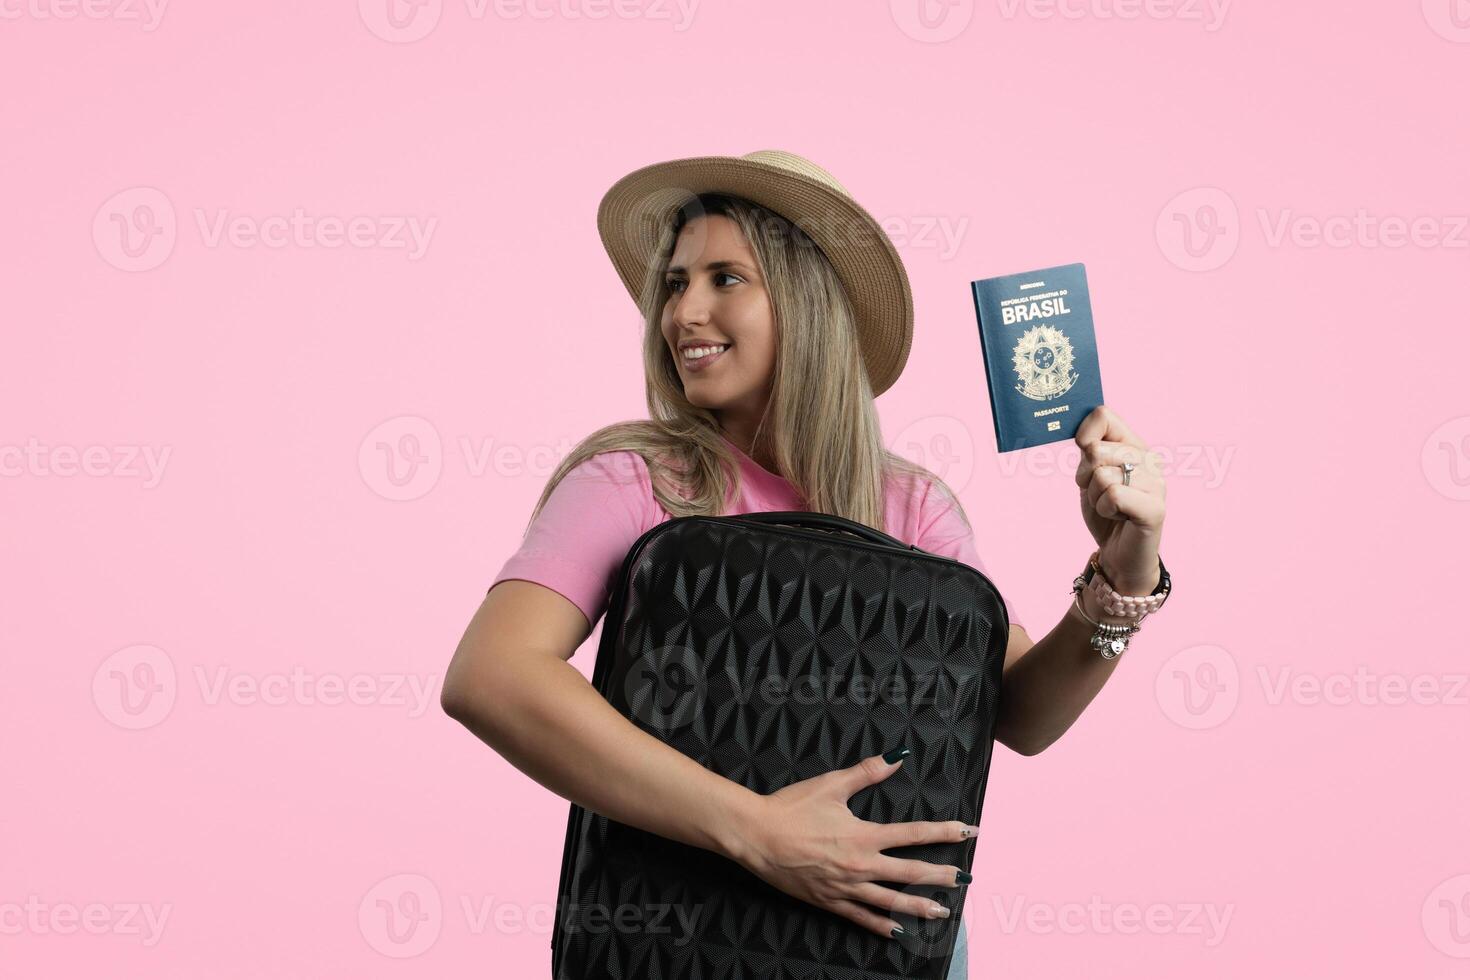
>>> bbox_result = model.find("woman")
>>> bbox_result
[442,150,1170,978]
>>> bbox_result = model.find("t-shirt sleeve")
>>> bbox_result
[914,480,1023,632]
[488,450,660,629]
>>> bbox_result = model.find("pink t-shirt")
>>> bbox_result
[490,433,1020,631]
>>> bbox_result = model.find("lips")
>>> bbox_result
[681,344,729,373]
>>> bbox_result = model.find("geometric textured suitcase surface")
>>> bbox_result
[552,511,1009,979]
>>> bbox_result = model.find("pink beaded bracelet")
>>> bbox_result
[1082,552,1170,619]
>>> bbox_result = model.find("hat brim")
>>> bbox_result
[596,155,914,397]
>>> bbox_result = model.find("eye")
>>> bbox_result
[665,271,743,293]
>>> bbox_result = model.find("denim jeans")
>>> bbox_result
[945,917,969,980]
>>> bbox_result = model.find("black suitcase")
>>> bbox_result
[552,511,1010,979]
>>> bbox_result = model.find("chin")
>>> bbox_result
[683,389,728,410]
[684,379,753,409]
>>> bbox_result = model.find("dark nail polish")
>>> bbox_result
[956,870,972,885]
[890,925,906,938]
[882,746,911,765]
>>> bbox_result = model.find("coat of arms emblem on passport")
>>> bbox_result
[970,263,1105,452]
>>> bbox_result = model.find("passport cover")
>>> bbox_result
[970,262,1105,452]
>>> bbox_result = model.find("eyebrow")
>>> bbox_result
[664,260,750,276]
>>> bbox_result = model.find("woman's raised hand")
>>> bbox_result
[729,748,975,940]
[1073,404,1168,595]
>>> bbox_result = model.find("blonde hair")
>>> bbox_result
[525,192,969,538]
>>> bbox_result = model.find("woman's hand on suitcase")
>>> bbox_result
[730,747,975,940]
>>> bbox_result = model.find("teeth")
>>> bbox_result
[682,344,729,360]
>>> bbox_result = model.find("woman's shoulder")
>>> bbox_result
[884,459,967,535]
[556,420,711,510]
[563,447,652,489]
[554,421,666,489]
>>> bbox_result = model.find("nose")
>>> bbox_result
[669,279,711,331]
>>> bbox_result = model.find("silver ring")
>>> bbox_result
[1120,462,1135,487]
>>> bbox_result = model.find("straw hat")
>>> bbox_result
[595,149,914,397]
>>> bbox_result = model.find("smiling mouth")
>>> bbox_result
[680,343,730,371]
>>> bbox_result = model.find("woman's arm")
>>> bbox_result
[442,579,973,939]
[442,580,758,860]
[991,404,1168,756]
[993,594,1148,755]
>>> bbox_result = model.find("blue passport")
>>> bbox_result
[970,262,1105,453]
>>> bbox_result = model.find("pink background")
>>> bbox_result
[4,1,1468,976]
